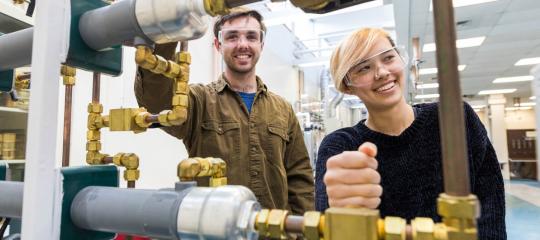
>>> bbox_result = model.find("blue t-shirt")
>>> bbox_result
[238,92,256,113]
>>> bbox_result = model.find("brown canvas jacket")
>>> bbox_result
[134,43,314,214]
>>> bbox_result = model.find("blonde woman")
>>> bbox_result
[315,28,506,239]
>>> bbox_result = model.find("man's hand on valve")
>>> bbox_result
[323,142,382,209]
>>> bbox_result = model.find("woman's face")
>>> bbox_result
[345,39,406,111]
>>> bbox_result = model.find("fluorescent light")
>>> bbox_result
[423,37,485,52]
[530,96,536,100]
[514,102,536,107]
[419,65,466,75]
[515,57,540,66]
[493,75,534,83]
[296,61,329,68]
[417,83,439,89]
[474,109,482,112]
[415,94,440,99]
[471,105,486,109]
[505,106,532,111]
[453,0,497,8]
[478,89,516,95]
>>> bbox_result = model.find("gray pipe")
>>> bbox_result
[0,181,24,219]
[71,186,184,239]
[0,28,33,71]
[326,93,343,118]
[79,0,146,51]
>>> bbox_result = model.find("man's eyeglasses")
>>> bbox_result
[218,28,265,46]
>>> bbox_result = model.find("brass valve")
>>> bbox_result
[202,0,230,16]
[437,194,479,240]
[324,208,380,240]
[108,108,150,133]
[177,157,227,187]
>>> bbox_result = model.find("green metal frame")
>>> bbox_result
[60,165,119,240]
[0,162,6,180]
[0,70,14,92]
[65,0,122,76]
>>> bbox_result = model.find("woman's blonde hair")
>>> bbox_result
[329,28,394,93]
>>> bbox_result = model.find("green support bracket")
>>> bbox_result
[0,70,14,92]
[0,162,6,180]
[60,165,119,240]
[66,0,122,76]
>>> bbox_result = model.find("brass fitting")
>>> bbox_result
[62,76,76,86]
[61,65,76,86]
[86,130,101,141]
[108,108,149,133]
[86,151,108,165]
[158,109,187,126]
[437,194,479,240]
[112,153,140,170]
[88,114,105,130]
[135,46,157,69]
[267,209,289,239]
[135,45,181,78]
[12,0,25,5]
[177,66,190,83]
[86,141,102,151]
[290,0,329,11]
[163,60,181,79]
[384,217,407,240]
[135,111,152,128]
[177,157,227,186]
[14,78,30,89]
[411,217,437,240]
[87,103,103,114]
[176,52,192,65]
[175,81,189,95]
[303,211,322,240]
[1,133,16,160]
[158,110,173,127]
[256,209,270,238]
[124,169,140,181]
[172,94,189,108]
[324,208,379,240]
[202,0,230,16]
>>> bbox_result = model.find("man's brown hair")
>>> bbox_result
[213,8,267,40]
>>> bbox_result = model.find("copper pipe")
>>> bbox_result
[92,72,101,103]
[145,115,160,124]
[432,0,470,196]
[62,85,73,167]
[284,215,304,234]
[405,225,413,240]
[102,156,114,164]
[127,181,135,188]
[180,41,188,52]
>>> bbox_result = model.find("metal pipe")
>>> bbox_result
[71,186,183,239]
[432,0,470,196]
[145,115,160,124]
[180,41,189,52]
[284,215,304,234]
[0,28,33,71]
[62,85,73,167]
[0,181,24,219]
[127,181,135,188]
[326,93,344,118]
[92,72,100,103]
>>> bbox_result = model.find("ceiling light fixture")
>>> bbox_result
[417,83,439,89]
[515,57,540,66]
[478,89,516,95]
[493,75,534,83]
[423,37,485,52]
[419,65,466,75]
[415,94,440,99]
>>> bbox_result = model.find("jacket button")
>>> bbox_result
[251,171,258,176]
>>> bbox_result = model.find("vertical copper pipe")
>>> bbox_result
[432,0,470,196]
[180,41,188,51]
[127,181,135,188]
[92,72,101,103]
[62,85,73,167]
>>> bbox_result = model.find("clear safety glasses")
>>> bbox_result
[344,46,408,88]
[218,28,265,47]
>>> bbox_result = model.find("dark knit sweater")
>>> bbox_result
[315,103,506,239]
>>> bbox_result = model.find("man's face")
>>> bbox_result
[216,16,264,75]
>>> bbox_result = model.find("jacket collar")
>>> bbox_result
[214,73,267,94]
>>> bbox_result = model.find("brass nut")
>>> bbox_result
[113,153,125,166]
[86,151,106,165]
[172,94,189,107]
[256,209,270,238]
[411,217,435,240]
[124,169,140,181]
[209,177,227,187]
[86,141,102,151]
[164,60,181,79]
[437,194,479,219]
[384,217,406,240]
[122,153,139,169]
[303,211,322,240]
[175,81,189,94]
[135,111,151,128]
[61,65,76,76]
[158,110,173,127]
[102,115,110,127]
[153,55,168,73]
[177,52,191,64]
[86,130,101,141]
[87,103,103,113]
[267,209,289,239]
[179,66,190,82]
[63,76,76,85]
[135,46,157,69]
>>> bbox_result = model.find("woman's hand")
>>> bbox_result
[323,142,382,209]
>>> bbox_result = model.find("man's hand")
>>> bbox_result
[323,142,382,209]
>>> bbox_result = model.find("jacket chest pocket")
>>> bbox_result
[200,121,240,162]
[265,123,290,168]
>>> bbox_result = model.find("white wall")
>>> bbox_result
[505,109,537,130]
[66,29,299,189]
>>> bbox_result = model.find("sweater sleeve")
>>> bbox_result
[315,131,353,211]
[464,103,507,239]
